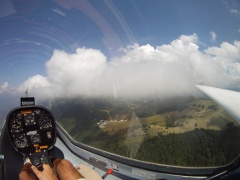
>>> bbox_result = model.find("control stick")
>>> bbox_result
[29,151,52,172]
[31,157,43,171]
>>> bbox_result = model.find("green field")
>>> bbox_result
[102,99,236,140]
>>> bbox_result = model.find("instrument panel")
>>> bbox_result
[7,106,56,155]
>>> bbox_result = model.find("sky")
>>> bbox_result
[0,0,240,100]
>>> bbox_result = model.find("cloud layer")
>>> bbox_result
[16,34,240,99]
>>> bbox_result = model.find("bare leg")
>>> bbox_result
[53,159,84,180]
[19,162,38,180]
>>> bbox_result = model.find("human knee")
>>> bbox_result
[56,159,73,169]
[19,171,27,179]
[19,170,37,180]
[19,163,37,180]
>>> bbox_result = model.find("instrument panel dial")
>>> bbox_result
[9,116,22,132]
[38,114,52,129]
[13,134,28,148]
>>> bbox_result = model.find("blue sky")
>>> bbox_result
[0,0,240,99]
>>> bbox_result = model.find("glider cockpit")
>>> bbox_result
[2,87,240,180]
[7,102,56,170]
[1,97,103,180]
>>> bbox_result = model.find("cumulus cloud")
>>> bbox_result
[205,41,240,62]
[17,34,240,100]
[210,31,217,42]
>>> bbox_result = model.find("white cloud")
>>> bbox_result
[18,48,108,98]
[230,8,240,15]
[0,82,9,93]
[224,0,240,16]
[210,31,217,42]
[205,41,240,79]
[205,41,240,62]
[17,34,240,100]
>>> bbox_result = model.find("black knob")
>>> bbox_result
[32,157,43,171]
